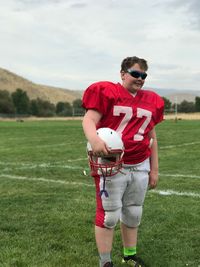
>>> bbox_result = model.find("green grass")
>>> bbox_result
[0,119,199,267]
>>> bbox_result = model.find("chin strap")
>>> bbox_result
[99,173,109,198]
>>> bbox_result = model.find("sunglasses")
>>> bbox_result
[127,69,147,80]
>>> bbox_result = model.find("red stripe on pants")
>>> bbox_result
[94,176,106,228]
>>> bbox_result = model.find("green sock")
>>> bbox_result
[123,246,137,257]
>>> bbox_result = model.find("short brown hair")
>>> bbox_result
[121,56,148,72]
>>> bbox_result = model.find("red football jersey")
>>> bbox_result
[82,81,164,164]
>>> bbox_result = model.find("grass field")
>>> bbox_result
[0,119,199,267]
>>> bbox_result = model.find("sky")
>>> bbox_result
[1,0,200,92]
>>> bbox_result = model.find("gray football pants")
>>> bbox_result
[96,158,150,228]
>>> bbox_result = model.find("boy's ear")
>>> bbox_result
[121,71,125,80]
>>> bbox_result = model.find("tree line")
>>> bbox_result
[0,89,200,117]
[0,89,84,117]
[162,96,200,113]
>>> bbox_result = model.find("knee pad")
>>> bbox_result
[104,209,121,229]
[121,205,143,227]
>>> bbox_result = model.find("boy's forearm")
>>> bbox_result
[82,109,102,145]
[82,116,98,142]
[150,137,159,172]
[148,128,159,172]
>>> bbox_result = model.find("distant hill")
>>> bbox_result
[1,67,199,105]
[0,68,82,104]
[146,87,200,104]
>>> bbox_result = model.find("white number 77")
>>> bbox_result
[113,106,152,141]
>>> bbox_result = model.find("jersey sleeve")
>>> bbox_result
[155,95,164,124]
[82,82,111,115]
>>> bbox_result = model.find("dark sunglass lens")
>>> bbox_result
[141,73,147,80]
[128,70,147,80]
[130,71,140,78]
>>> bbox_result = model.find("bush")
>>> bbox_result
[0,90,15,114]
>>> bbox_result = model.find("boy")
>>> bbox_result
[82,56,164,267]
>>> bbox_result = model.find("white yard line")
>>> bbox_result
[0,160,85,166]
[151,189,200,198]
[67,157,87,162]
[160,141,200,149]
[0,174,93,187]
[0,161,87,169]
[161,173,200,179]
[0,161,200,179]
[0,174,199,198]
[15,165,84,171]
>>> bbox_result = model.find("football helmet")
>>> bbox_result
[87,128,124,177]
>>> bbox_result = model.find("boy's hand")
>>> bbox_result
[149,170,159,189]
[90,137,110,156]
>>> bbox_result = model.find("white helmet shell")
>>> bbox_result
[87,127,124,152]
[87,128,124,176]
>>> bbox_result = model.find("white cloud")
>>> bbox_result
[0,0,200,91]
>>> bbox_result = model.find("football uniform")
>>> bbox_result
[82,81,164,165]
[82,81,164,228]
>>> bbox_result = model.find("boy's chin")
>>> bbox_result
[128,86,141,94]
